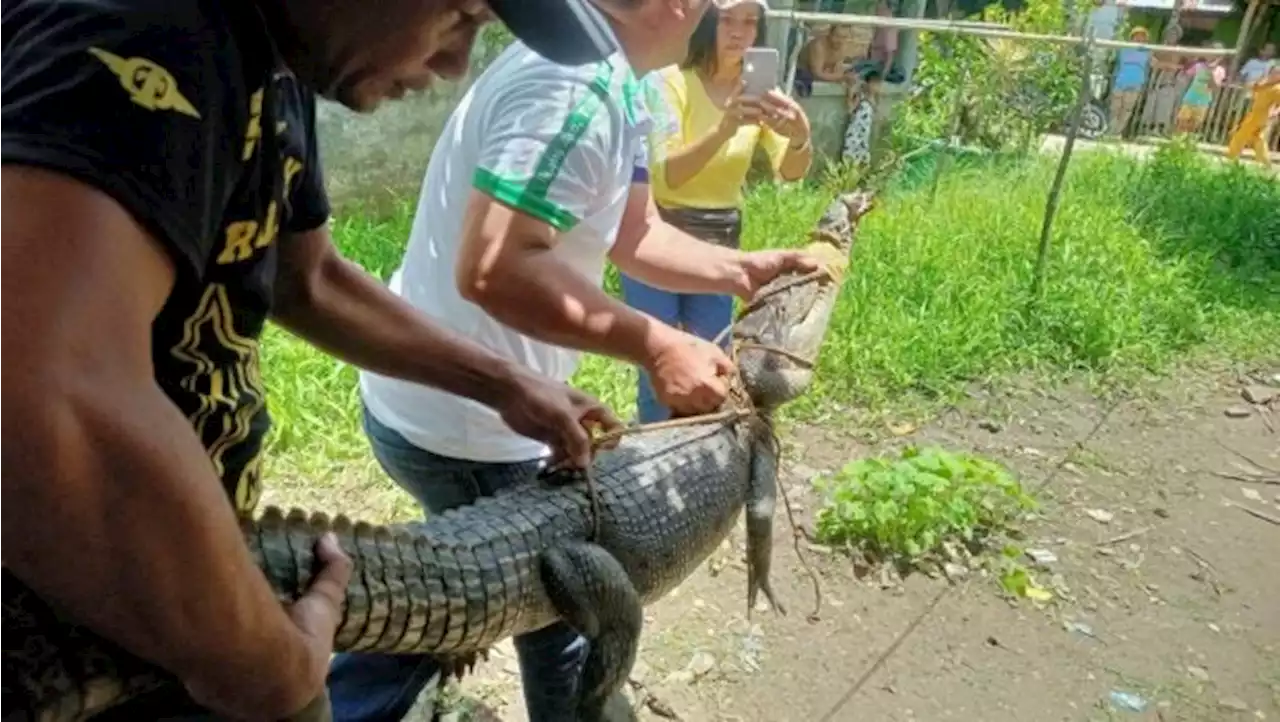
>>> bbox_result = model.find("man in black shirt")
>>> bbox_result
[1,0,642,719]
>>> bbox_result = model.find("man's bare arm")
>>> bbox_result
[452,191,686,366]
[608,183,753,299]
[269,226,622,466]
[271,226,524,409]
[0,167,340,719]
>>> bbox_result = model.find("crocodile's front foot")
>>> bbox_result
[540,542,643,722]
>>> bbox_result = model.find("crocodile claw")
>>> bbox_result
[441,648,490,683]
[747,563,787,620]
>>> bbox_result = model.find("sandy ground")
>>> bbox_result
[404,364,1280,722]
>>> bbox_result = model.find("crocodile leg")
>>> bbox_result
[540,543,643,722]
[746,425,786,618]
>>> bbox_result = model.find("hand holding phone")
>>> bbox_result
[742,47,780,97]
[717,84,764,135]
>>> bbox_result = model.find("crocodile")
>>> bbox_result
[1,189,877,722]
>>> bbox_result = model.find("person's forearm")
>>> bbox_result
[1,380,319,719]
[271,247,529,406]
[662,123,735,189]
[273,236,673,379]
[481,250,680,366]
[457,247,677,366]
[612,218,751,299]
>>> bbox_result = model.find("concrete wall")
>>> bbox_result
[313,29,511,210]
[796,80,910,167]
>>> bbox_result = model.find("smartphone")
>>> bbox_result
[742,47,780,97]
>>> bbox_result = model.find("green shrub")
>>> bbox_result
[811,446,1036,568]
[890,0,1083,154]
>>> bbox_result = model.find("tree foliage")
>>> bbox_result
[892,0,1085,153]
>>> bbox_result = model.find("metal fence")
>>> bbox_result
[1111,64,1280,149]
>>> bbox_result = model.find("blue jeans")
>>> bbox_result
[619,273,734,424]
[326,405,588,722]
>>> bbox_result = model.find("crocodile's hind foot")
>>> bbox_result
[438,648,490,683]
[746,425,786,619]
[540,542,643,722]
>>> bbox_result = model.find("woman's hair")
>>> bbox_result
[680,4,770,74]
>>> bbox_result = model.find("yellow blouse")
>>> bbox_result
[648,65,791,210]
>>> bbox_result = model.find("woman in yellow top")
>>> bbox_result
[1226,66,1280,168]
[621,0,813,423]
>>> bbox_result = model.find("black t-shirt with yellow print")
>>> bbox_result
[3,0,331,517]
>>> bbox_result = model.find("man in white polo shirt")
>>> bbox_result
[328,0,819,720]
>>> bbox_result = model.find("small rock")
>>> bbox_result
[887,420,916,436]
[789,463,821,482]
[942,562,969,581]
[1064,620,1096,638]
[977,419,1003,433]
[687,651,716,679]
[805,542,833,555]
[1219,696,1250,712]
[1241,488,1264,503]
[1224,405,1254,419]
[663,669,695,686]
[1242,385,1277,405]
[1025,548,1058,567]
[1208,623,1221,633]
[1084,508,1115,524]
[1109,690,1148,712]
[1187,665,1211,682]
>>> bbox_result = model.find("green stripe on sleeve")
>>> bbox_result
[524,63,613,200]
[473,168,580,231]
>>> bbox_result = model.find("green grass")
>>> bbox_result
[260,144,1280,515]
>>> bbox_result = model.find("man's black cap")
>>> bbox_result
[489,0,622,65]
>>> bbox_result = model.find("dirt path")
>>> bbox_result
[417,367,1280,722]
